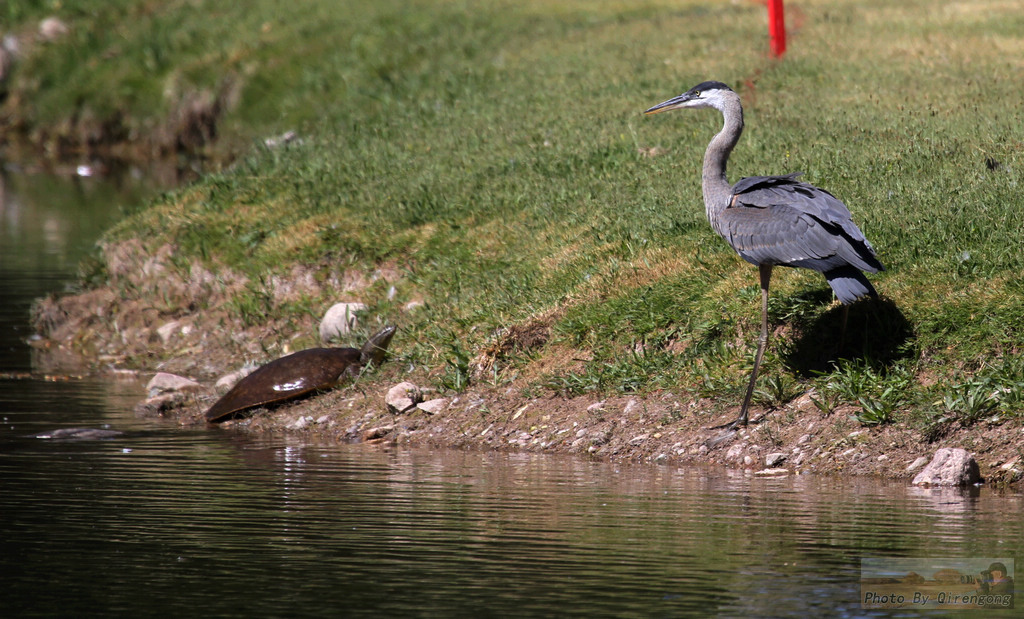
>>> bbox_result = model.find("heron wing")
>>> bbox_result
[721,175,883,273]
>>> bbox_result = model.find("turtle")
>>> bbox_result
[205,325,397,423]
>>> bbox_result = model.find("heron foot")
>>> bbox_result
[705,410,770,431]
[707,417,747,431]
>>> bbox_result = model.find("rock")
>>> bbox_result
[385,381,422,413]
[146,372,201,397]
[906,456,929,473]
[416,398,448,415]
[318,302,367,342]
[263,130,297,148]
[156,320,185,344]
[743,455,755,466]
[135,392,188,417]
[287,416,314,430]
[587,401,606,412]
[912,448,980,487]
[725,443,744,461]
[754,468,790,477]
[214,366,257,391]
[39,17,69,41]
[362,425,395,441]
[765,452,787,467]
[155,321,192,346]
[993,457,1024,484]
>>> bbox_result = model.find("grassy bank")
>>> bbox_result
[13,0,1024,439]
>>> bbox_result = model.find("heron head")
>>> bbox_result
[644,81,733,114]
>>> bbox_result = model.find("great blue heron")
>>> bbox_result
[645,81,883,428]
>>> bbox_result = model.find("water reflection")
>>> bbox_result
[4,429,1021,618]
[0,170,152,373]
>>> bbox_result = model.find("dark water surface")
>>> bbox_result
[1,172,1022,617]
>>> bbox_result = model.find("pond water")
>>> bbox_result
[1,172,1021,617]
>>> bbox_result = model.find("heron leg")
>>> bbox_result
[712,264,773,430]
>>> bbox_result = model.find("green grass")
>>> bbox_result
[8,0,1024,428]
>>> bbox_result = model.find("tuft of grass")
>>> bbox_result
[816,360,913,427]
[754,374,803,410]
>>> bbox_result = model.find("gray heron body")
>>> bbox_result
[645,81,883,428]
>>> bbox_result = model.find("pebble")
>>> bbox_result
[40,17,69,41]
[905,456,929,473]
[385,381,423,413]
[416,398,448,415]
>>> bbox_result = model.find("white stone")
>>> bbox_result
[156,320,180,344]
[319,302,367,342]
[912,448,980,487]
[39,17,69,41]
[288,416,312,430]
[765,452,787,467]
[906,456,929,473]
[416,398,448,415]
[214,366,257,391]
[386,381,423,413]
[146,372,201,397]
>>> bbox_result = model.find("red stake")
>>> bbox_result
[767,0,786,57]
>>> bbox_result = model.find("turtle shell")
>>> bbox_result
[205,347,361,423]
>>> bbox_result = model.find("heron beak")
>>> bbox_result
[644,93,691,115]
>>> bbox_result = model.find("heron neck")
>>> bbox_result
[702,94,744,219]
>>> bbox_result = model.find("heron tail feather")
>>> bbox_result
[824,267,877,304]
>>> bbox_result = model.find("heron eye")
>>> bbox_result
[694,90,701,97]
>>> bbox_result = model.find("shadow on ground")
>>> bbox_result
[782,294,914,377]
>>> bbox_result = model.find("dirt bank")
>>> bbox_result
[29,239,1024,488]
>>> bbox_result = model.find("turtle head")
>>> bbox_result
[360,326,397,366]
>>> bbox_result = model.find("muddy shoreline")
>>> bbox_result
[28,239,1024,489]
